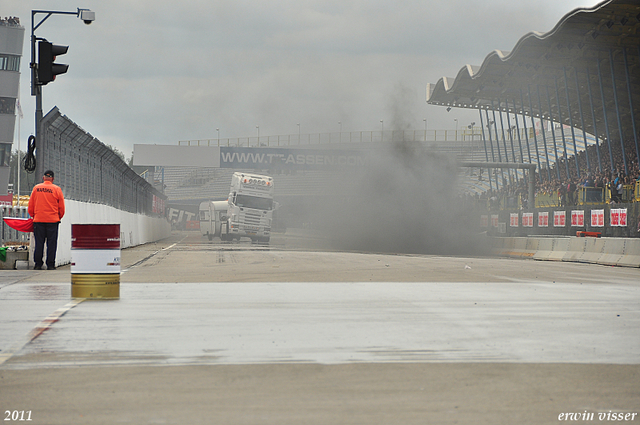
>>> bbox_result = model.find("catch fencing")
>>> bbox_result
[2,107,166,246]
[39,107,165,215]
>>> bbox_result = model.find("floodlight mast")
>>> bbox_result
[30,8,94,178]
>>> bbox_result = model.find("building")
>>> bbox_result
[0,16,25,195]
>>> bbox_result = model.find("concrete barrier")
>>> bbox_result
[512,238,534,257]
[27,200,171,268]
[599,239,626,266]
[562,237,587,263]
[499,237,514,256]
[0,249,28,270]
[492,236,640,268]
[578,238,605,265]
[619,239,640,267]
[533,238,555,261]
[525,237,540,256]
[492,237,508,256]
[547,238,570,261]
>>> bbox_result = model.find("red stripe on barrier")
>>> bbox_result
[71,224,120,249]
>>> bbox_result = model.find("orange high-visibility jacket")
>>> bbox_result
[28,181,65,223]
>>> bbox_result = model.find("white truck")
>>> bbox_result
[199,200,229,241]
[224,172,274,243]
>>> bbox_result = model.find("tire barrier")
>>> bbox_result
[493,236,640,268]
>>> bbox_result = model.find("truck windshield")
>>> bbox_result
[235,194,273,210]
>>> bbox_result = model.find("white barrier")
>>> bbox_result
[598,239,626,266]
[578,238,604,264]
[494,236,640,268]
[30,200,171,267]
[619,239,640,267]
[548,238,570,261]
[492,237,536,258]
[532,238,555,261]
[562,238,587,263]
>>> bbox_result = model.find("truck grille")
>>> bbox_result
[242,211,263,226]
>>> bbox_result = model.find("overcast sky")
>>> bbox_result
[5,0,602,158]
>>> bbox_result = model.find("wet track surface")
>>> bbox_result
[1,231,639,425]
[1,231,639,368]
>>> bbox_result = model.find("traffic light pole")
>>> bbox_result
[30,8,93,179]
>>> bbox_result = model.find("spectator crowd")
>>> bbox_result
[468,133,640,209]
[0,16,21,27]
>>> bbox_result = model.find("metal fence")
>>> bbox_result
[1,206,29,245]
[178,128,488,148]
[40,107,164,215]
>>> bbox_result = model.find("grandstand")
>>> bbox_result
[427,0,640,207]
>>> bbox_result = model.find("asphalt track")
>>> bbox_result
[0,231,638,424]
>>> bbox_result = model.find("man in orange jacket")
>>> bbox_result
[28,170,65,270]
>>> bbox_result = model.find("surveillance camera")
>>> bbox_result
[79,10,95,25]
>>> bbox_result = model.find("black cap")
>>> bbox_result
[44,170,54,178]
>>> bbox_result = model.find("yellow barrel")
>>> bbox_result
[71,273,120,299]
[71,224,121,299]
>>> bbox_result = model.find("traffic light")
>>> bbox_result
[37,41,69,85]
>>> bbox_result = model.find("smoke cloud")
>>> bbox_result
[303,138,486,256]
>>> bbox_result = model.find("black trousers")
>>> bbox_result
[33,222,59,268]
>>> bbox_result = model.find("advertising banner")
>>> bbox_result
[480,215,488,228]
[620,209,628,226]
[491,214,499,228]
[538,211,549,227]
[0,193,12,207]
[591,209,605,227]
[510,213,519,227]
[219,147,369,171]
[571,210,584,227]
[522,213,534,227]
[553,211,566,227]
[611,209,620,226]
[610,208,627,227]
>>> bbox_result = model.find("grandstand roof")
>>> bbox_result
[426,0,640,149]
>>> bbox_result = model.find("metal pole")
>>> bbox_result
[586,66,603,172]
[596,58,615,174]
[504,104,519,184]
[511,98,526,163]
[526,86,544,179]
[545,85,562,180]
[31,12,45,180]
[624,47,640,170]
[497,102,514,184]
[478,108,493,191]
[563,67,580,179]
[491,103,506,186]
[574,68,591,173]
[30,9,86,180]
[484,109,498,190]
[622,46,640,171]
[554,78,570,179]
[536,85,552,180]
[609,49,628,176]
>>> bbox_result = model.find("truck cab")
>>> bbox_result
[225,172,274,243]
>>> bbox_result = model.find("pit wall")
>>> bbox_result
[33,199,171,267]
[492,236,640,268]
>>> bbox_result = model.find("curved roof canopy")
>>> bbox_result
[426,0,640,148]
